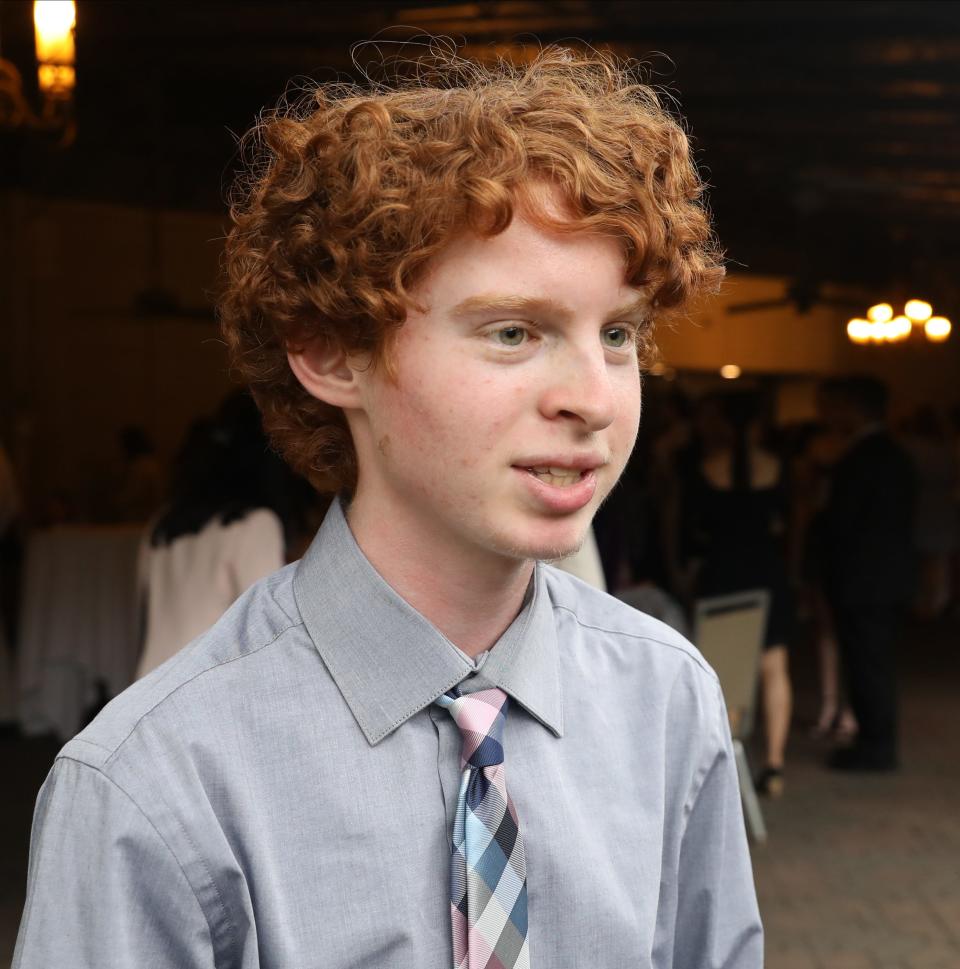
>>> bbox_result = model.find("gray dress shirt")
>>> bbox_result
[14,499,762,968]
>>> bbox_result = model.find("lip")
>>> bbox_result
[513,454,606,473]
[512,465,600,514]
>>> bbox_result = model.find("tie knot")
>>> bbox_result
[435,687,509,769]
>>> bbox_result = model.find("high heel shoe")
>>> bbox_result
[754,766,785,798]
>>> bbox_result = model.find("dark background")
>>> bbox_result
[4,0,960,298]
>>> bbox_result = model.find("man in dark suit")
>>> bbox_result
[819,376,916,770]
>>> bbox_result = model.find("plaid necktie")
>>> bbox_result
[435,686,530,969]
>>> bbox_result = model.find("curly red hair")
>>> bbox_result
[220,44,723,493]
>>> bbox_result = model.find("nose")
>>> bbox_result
[538,341,619,432]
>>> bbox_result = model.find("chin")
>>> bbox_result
[489,514,589,563]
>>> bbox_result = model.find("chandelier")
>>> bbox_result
[846,300,952,345]
[0,1,76,146]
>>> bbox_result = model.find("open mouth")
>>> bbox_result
[522,466,588,488]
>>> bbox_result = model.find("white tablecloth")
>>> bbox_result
[17,525,143,740]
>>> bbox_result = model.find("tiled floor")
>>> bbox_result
[2,616,958,966]
[751,615,959,969]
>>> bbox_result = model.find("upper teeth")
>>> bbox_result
[527,467,582,486]
[530,467,579,476]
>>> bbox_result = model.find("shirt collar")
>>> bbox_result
[293,498,563,746]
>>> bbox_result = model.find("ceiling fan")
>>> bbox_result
[726,274,864,316]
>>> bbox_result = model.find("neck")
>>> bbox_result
[345,497,534,658]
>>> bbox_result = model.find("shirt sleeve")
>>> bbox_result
[13,757,216,969]
[669,679,764,969]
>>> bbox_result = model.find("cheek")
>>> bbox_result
[614,376,643,448]
[416,368,516,440]
[380,372,492,471]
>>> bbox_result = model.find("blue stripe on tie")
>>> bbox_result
[474,833,509,892]
[466,768,490,811]
[491,850,524,910]
[509,882,529,937]
[464,805,496,859]
[467,734,504,768]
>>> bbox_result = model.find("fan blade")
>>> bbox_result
[726,298,793,314]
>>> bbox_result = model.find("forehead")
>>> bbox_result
[414,210,639,316]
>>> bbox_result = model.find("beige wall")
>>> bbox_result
[1,193,235,518]
[658,273,960,419]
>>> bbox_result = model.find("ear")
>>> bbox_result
[287,339,365,410]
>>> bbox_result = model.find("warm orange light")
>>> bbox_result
[905,299,933,323]
[847,319,871,344]
[890,315,912,341]
[34,1,76,95]
[867,303,894,323]
[925,316,952,342]
[720,364,741,380]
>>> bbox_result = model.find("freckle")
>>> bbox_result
[377,435,390,455]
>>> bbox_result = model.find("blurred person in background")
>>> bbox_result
[668,392,738,607]
[686,390,795,797]
[644,386,693,600]
[113,425,163,523]
[818,376,916,771]
[134,392,286,678]
[901,405,958,619]
[790,403,858,744]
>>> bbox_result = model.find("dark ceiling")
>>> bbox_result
[3,1,960,297]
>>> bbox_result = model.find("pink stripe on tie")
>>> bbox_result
[452,691,503,737]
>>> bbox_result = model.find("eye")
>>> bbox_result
[602,326,631,349]
[495,325,528,347]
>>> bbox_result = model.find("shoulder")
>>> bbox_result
[225,507,284,540]
[542,566,726,759]
[542,564,718,687]
[237,507,283,530]
[62,561,304,771]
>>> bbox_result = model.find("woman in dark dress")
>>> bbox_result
[687,391,795,796]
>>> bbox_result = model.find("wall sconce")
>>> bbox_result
[35,0,76,99]
[0,1,76,145]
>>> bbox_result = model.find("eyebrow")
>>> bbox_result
[449,293,649,321]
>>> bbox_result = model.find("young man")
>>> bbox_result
[14,48,762,968]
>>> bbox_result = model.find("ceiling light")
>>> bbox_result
[847,319,871,344]
[904,300,933,324]
[890,315,912,340]
[924,317,951,342]
[850,298,948,346]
